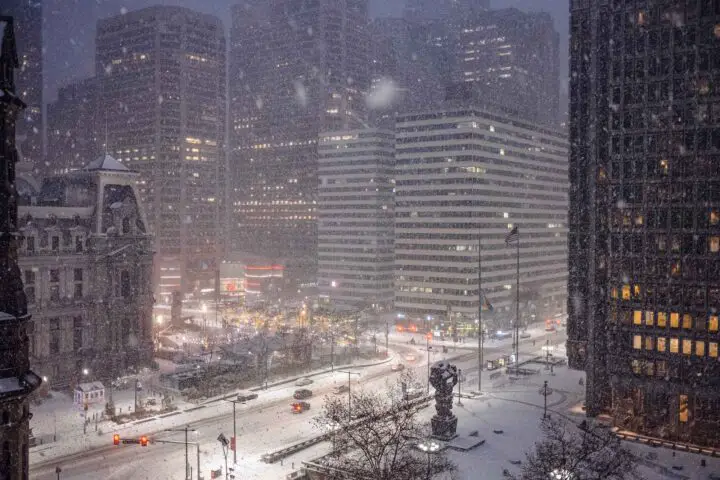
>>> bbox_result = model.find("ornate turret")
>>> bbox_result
[0,16,41,479]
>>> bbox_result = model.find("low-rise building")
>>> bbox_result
[16,154,154,388]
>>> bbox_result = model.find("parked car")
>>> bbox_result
[295,377,313,387]
[291,401,311,413]
[404,354,417,362]
[293,389,313,400]
[333,384,350,395]
[391,363,405,372]
[520,332,532,339]
[237,391,259,402]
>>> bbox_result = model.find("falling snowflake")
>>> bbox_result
[293,80,308,108]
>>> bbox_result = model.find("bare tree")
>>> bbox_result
[313,371,456,480]
[504,417,642,480]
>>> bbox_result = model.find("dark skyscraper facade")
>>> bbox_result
[568,0,720,447]
[97,6,227,297]
[230,0,370,275]
[45,76,100,177]
[450,8,560,126]
[403,0,489,22]
[1,0,43,170]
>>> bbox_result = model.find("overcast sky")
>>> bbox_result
[42,0,568,102]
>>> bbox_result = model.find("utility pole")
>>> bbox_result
[338,370,360,420]
[541,381,550,419]
[166,426,196,480]
[385,318,389,357]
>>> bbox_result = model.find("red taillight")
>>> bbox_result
[140,436,148,447]
[113,434,120,446]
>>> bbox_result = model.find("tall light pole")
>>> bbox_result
[477,234,483,394]
[227,399,245,466]
[426,334,432,395]
[337,370,360,420]
[217,433,230,479]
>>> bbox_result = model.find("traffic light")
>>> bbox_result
[113,434,120,446]
[140,436,148,447]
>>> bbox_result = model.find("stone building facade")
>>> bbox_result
[16,154,154,388]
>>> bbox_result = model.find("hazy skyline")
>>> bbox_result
[41,0,568,102]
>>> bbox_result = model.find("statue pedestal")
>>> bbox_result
[431,415,458,441]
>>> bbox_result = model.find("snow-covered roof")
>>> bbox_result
[82,154,130,172]
[76,381,105,392]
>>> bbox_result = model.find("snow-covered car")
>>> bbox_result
[333,384,350,395]
[520,332,531,339]
[404,354,417,362]
[237,391,259,402]
[295,377,313,387]
[293,389,313,400]
[391,363,405,372]
[291,401,311,413]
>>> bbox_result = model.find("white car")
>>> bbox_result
[404,354,416,362]
[295,377,313,387]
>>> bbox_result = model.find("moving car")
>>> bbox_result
[237,391,259,402]
[293,388,313,400]
[391,363,405,372]
[295,377,313,387]
[404,354,417,362]
[333,384,350,395]
[291,401,311,413]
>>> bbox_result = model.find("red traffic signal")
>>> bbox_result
[113,434,120,446]
[140,436,148,447]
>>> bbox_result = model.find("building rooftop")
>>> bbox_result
[82,154,130,172]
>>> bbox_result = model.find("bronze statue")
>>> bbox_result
[429,361,459,440]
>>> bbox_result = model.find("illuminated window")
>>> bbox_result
[683,339,692,355]
[645,337,654,350]
[657,236,666,251]
[671,262,681,276]
[633,335,642,349]
[670,338,679,353]
[622,285,631,300]
[658,312,667,327]
[645,311,654,326]
[657,337,666,352]
[710,316,719,332]
[696,341,705,357]
[710,236,720,253]
[710,342,718,358]
[635,215,644,226]
[633,311,643,325]
[631,359,641,374]
[679,395,689,423]
[682,314,692,329]
[611,287,619,299]
[711,210,719,226]
[645,361,654,376]
[656,360,667,377]
[660,159,669,174]
[633,285,641,298]
[670,312,680,328]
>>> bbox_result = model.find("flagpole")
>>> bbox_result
[515,227,520,372]
[477,233,483,394]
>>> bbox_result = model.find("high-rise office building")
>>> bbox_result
[45,77,100,177]
[317,129,395,309]
[449,8,560,126]
[0,15,41,480]
[395,107,568,329]
[403,0,489,22]
[1,0,43,170]
[230,0,370,279]
[96,6,227,297]
[568,1,720,447]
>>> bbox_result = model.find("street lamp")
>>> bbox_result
[55,466,62,480]
[82,368,89,376]
[426,333,433,395]
[417,438,441,480]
